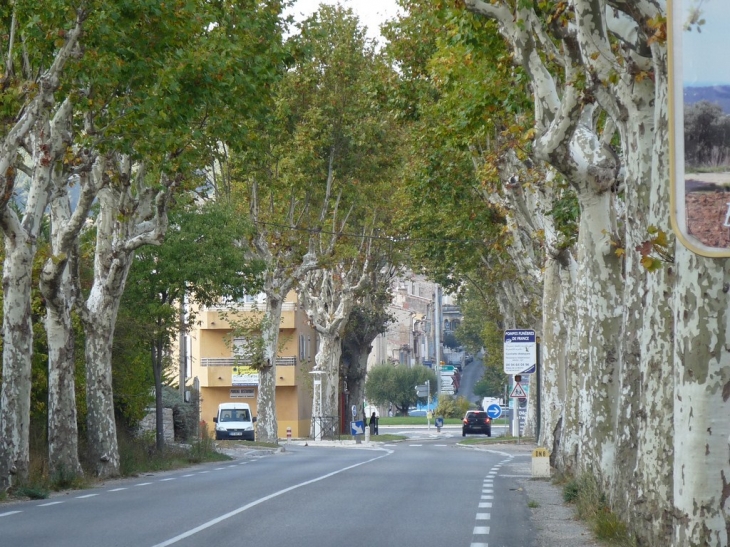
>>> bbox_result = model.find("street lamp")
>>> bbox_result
[309,370,325,441]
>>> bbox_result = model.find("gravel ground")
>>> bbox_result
[521,475,599,547]
[471,441,599,547]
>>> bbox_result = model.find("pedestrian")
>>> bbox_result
[370,412,378,435]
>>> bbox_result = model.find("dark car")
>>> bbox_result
[462,410,491,437]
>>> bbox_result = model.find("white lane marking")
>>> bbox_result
[198,471,209,474]
[0,511,22,517]
[481,495,493,500]
[473,526,490,534]
[227,465,237,468]
[470,543,488,547]
[434,444,447,447]
[76,494,99,499]
[479,502,492,508]
[409,444,423,447]
[109,488,127,492]
[159,478,175,482]
[37,501,63,507]
[238,463,248,466]
[499,474,532,478]
[483,481,493,486]
[214,468,225,471]
[182,474,195,477]
[482,489,493,494]
[151,449,394,547]
[476,513,491,520]
[136,482,153,487]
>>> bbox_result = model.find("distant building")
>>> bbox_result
[368,274,462,370]
[183,291,316,439]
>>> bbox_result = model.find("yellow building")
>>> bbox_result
[188,291,316,439]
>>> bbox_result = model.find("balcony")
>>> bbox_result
[199,302,298,330]
[199,356,297,387]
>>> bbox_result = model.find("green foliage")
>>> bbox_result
[434,394,473,418]
[545,181,580,249]
[365,364,437,414]
[473,365,508,399]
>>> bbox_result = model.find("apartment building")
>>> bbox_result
[187,291,316,439]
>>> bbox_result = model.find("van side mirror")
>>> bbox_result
[213,417,218,423]
[252,416,257,423]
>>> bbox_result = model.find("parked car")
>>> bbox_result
[462,410,491,437]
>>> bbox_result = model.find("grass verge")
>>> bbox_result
[559,473,636,547]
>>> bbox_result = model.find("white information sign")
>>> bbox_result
[503,329,537,374]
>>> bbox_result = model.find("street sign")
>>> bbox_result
[415,384,428,397]
[435,417,444,428]
[510,382,527,398]
[351,405,357,418]
[504,329,537,374]
[440,365,455,372]
[350,420,365,435]
[486,403,502,419]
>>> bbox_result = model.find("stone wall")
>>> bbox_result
[138,408,175,443]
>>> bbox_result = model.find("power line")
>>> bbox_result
[250,219,488,245]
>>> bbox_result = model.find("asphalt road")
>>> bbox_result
[0,437,538,547]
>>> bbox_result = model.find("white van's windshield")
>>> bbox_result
[219,409,250,422]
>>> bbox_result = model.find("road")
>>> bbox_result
[0,436,537,547]
[457,355,485,404]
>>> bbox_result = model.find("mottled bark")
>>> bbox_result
[256,289,283,443]
[78,159,173,477]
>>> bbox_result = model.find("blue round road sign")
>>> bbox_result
[487,404,502,419]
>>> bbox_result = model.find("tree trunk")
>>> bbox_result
[257,290,283,443]
[314,333,342,422]
[672,247,730,547]
[84,283,124,477]
[153,335,165,452]
[44,263,83,479]
[0,236,35,489]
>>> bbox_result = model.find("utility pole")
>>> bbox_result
[434,285,442,394]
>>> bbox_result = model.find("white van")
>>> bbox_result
[213,402,256,441]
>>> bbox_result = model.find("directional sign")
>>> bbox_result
[435,417,444,428]
[415,384,429,397]
[504,329,537,374]
[486,403,502,419]
[510,382,527,398]
[440,365,455,372]
[350,420,365,435]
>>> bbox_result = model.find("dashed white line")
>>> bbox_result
[76,494,99,499]
[214,468,225,471]
[0,511,22,517]
[37,501,63,507]
[473,526,490,534]
[182,474,195,477]
[476,513,491,520]
[198,471,210,474]
[409,444,423,447]
[481,495,493,500]
[136,482,153,487]
[470,543,488,547]
[434,444,447,447]
[109,488,127,492]
[159,478,176,482]
[482,489,493,494]
[479,502,492,508]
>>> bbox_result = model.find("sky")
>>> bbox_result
[284,0,402,42]
[681,0,730,86]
